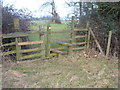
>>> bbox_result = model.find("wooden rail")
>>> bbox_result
[18,41,43,46]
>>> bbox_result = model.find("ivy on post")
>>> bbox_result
[13,18,21,60]
[13,18,20,31]
[45,24,51,58]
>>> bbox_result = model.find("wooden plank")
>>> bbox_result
[74,28,88,32]
[51,49,64,58]
[51,30,72,34]
[106,31,112,56]
[18,41,43,46]
[89,28,104,54]
[75,42,86,45]
[2,42,16,47]
[51,50,64,54]
[51,47,67,51]
[73,46,86,50]
[75,35,86,38]
[3,50,16,55]
[58,42,73,46]
[21,53,41,60]
[20,48,42,53]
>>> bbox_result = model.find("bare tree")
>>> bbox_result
[41,0,61,24]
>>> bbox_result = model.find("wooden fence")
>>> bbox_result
[2,16,112,61]
[2,31,44,60]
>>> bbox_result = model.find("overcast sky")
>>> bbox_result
[3,0,77,18]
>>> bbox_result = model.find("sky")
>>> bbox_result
[4,0,119,18]
[3,0,76,18]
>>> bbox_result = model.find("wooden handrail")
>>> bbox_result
[18,41,43,46]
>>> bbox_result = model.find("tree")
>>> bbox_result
[41,0,61,24]
[65,1,120,57]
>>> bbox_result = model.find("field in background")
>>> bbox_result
[29,21,70,48]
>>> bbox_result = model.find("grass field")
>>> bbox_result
[3,51,118,88]
[29,21,70,48]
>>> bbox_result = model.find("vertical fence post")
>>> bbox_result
[87,28,90,49]
[15,37,21,60]
[46,24,51,58]
[106,31,112,56]
[86,21,90,49]
[39,26,45,59]
[14,18,21,60]
[71,16,75,44]
[71,16,75,52]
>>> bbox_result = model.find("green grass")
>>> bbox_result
[3,52,118,88]
[29,20,70,48]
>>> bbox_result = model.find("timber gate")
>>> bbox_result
[45,16,90,58]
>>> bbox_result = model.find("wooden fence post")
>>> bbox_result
[15,37,21,60]
[46,24,51,58]
[71,16,75,44]
[39,26,45,59]
[87,28,90,49]
[106,31,112,56]
[14,18,21,60]
[71,16,75,52]
[86,21,90,48]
